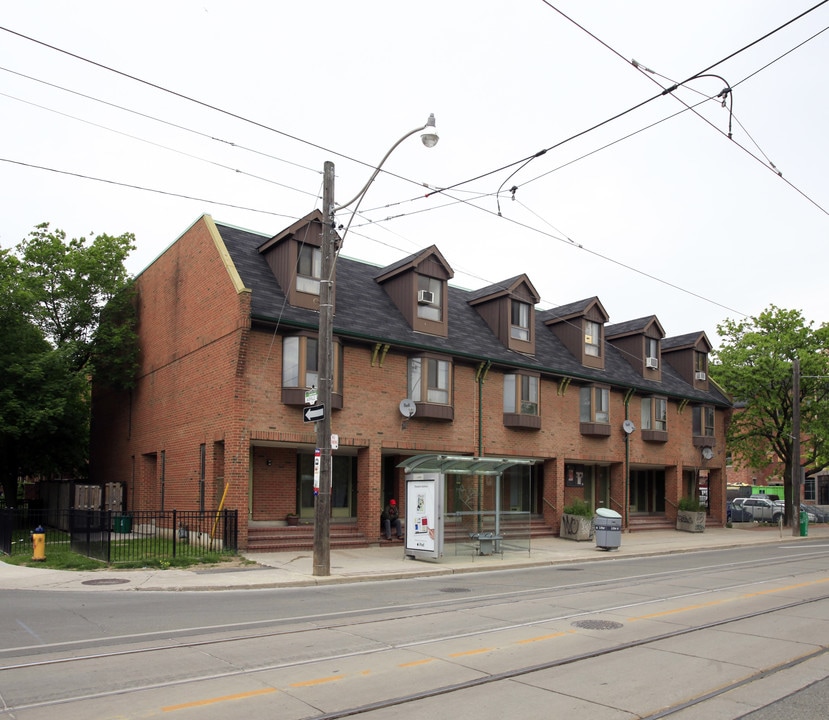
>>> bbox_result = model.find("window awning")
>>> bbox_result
[398,454,535,476]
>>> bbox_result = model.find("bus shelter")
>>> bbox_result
[398,454,536,562]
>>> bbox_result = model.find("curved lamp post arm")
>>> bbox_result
[334,114,438,214]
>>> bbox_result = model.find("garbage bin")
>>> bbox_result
[799,510,808,537]
[594,508,622,550]
[113,514,133,533]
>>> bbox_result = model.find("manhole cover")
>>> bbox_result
[81,578,130,586]
[572,619,623,630]
[439,587,471,593]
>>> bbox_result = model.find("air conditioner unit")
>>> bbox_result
[417,290,435,305]
[645,357,659,369]
[695,371,707,381]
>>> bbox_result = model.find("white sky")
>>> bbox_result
[2,1,827,347]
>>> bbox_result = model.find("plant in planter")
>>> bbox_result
[676,497,706,533]
[286,513,300,526]
[560,498,594,541]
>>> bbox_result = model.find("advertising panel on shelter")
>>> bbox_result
[405,472,443,560]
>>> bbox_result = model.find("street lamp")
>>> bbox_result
[313,114,439,576]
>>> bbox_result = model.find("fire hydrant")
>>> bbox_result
[31,525,46,561]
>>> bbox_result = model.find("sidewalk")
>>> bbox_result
[2,524,826,593]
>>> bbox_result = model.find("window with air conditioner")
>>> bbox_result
[416,275,443,321]
[645,338,659,369]
[694,351,707,381]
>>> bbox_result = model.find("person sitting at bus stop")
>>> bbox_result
[381,499,403,540]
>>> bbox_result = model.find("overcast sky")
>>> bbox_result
[2,1,827,347]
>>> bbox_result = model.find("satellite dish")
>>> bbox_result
[399,399,416,418]
[702,447,714,460]
[622,419,636,435]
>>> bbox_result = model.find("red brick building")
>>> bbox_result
[90,213,731,549]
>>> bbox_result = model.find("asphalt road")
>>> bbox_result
[2,541,828,719]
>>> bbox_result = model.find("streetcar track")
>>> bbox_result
[3,547,825,660]
[3,570,829,715]
[3,549,828,717]
[5,590,827,717]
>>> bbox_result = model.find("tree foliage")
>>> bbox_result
[0,225,137,505]
[711,306,829,522]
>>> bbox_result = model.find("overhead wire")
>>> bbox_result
[0,90,321,200]
[0,9,822,337]
[0,64,323,176]
[0,158,300,220]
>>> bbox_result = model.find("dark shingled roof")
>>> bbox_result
[216,222,729,407]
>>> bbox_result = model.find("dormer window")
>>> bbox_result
[645,338,659,367]
[584,320,601,357]
[694,351,707,381]
[511,301,531,341]
[417,275,443,321]
[296,245,321,295]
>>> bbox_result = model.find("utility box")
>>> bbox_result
[800,510,809,537]
[594,508,622,550]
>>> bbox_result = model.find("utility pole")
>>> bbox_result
[313,160,335,576]
[791,357,801,537]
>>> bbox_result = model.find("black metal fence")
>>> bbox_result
[0,508,238,562]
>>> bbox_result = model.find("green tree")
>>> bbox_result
[0,225,137,506]
[712,306,829,525]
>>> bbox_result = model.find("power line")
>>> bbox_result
[0,157,300,220]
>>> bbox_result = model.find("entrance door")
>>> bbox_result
[629,469,666,513]
[298,453,355,519]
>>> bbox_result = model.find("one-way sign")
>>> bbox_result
[303,404,325,423]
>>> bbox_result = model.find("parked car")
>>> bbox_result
[801,504,829,523]
[727,500,754,522]
[732,496,784,523]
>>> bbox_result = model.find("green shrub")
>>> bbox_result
[678,496,705,512]
[562,498,593,518]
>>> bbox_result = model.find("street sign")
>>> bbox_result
[303,404,325,423]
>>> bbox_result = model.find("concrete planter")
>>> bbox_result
[560,513,594,541]
[676,511,706,533]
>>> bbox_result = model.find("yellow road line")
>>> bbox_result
[630,576,829,621]
[290,675,343,687]
[162,687,276,711]
[449,647,493,657]
[516,631,571,644]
